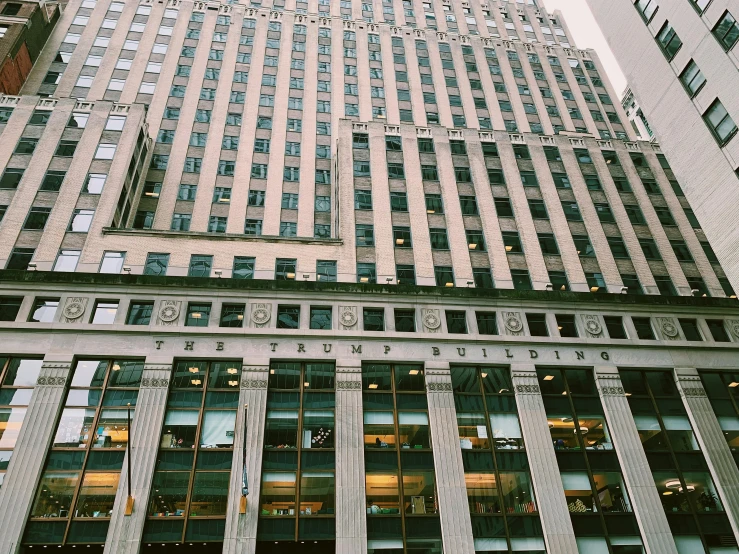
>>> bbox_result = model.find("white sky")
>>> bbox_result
[541,0,628,96]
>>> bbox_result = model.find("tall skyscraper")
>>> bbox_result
[586,0,739,293]
[0,1,737,554]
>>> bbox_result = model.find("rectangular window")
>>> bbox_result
[185,303,211,326]
[656,22,683,61]
[632,317,655,340]
[445,311,467,334]
[363,308,384,331]
[526,313,548,337]
[713,11,739,51]
[127,302,154,325]
[679,60,706,97]
[91,301,119,324]
[277,305,300,329]
[703,99,738,145]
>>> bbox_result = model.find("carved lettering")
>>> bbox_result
[297,343,305,353]
[576,351,585,360]
[554,350,559,359]
[323,343,332,353]
[270,343,277,352]
[505,349,513,359]
[352,345,362,354]
[529,350,538,359]
[384,345,391,354]
[216,342,224,351]
[184,341,194,351]
[457,348,466,356]
[482,348,487,358]
[601,352,610,360]
[155,340,164,350]
[432,347,440,356]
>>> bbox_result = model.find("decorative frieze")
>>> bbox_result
[241,378,268,389]
[141,378,169,388]
[36,376,67,386]
[728,320,739,339]
[427,382,453,392]
[337,381,361,390]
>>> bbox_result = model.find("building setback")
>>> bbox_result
[0,0,737,553]
[586,0,739,294]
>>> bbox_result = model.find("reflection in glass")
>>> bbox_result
[653,472,691,513]
[4,359,43,386]
[365,412,396,448]
[465,472,499,513]
[402,471,437,514]
[633,415,667,450]
[70,360,107,387]
[500,472,536,513]
[199,411,236,448]
[260,471,297,515]
[302,410,333,449]
[0,407,26,448]
[458,413,490,450]
[264,410,299,448]
[74,472,120,517]
[662,416,698,451]
[149,471,189,516]
[592,473,631,513]
[682,472,723,512]
[92,409,129,448]
[53,408,97,448]
[161,410,199,448]
[366,474,400,513]
[300,472,335,514]
[190,472,230,515]
[562,472,594,512]
[490,412,523,450]
[398,412,430,448]
[31,472,80,517]
[208,362,241,388]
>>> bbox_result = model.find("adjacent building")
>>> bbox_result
[0,0,737,553]
[0,0,62,95]
[586,0,739,293]
[622,87,655,143]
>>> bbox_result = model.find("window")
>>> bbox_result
[679,60,706,97]
[446,311,467,334]
[126,302,153,325]
[277,306,300,329]
[99,251,125,274]
[390,192,408,212]
[713,11,739,51]
[275,259,297,280]
[595,203,615,223]
[14,138,37,154]
[528,199,548,219]
[56,140,78,157]
[549,271,569,292]
[635,0,658,22]
[679,319,703,341]
[316,260,337,282]
[68,209,94,232]
[105,115,126,131]
[430,228,449,250]
[144,253,169,276]
[703,99,738,145]
[393,226,412,248]
[656,22,682,61]
[188,255,212,278]
[396,264,416,285]
[655,275,677,296]
[387,163,405,179]
[671,240,693,262]
[538,234,559,255]
[310,307,332,330]
[705,320,730,342]
[280,222,297,237]
[185,303,211,327]
[586,272,607,293]
[526,314,548,337]
[363,308,384,331]
[208,216,227,234]
[91,301,119,324]
[233,257,255,280]
[356,225,375,247]
[95,144,116,160]
[357,263,377,284]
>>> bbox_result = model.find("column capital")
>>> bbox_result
[36,360,73,386]
[336,359,362,373]
[674,371,707,398]
[141,363,172,389]
[425,361,450,372]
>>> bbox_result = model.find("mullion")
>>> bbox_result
[294,363,305,541]
[643,371,709,550]
[562,370,614,554]
[61,359,112,545]
[181,360,210,543]
[392,364,408,554]
[479,366,514,551]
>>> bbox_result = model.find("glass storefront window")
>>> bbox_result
[490,412,523,450]
[303,410,334,449]
[592,473,631,513]
[562,472,594,512]
[300,472,335,515]
[366,474,401,513]
[265,410,299,448]
[143,359,240,544]
[500,472,536,513]
[465,472,499,513]
[365,412,396,448]
[458,413,490,450]
[662,416,699,451]
[402,471,437,514]
[25,359,143,545]
[0,407,26,448]
[261,471,297,515]
[398,412,430,448]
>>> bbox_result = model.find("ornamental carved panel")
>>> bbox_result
[250,303,272,328]
[62,297,88,323]
[421,309,441,333]
[581,314,603,338]
[502,311,524,336]
[728,320,739,340]
[656,317,680,340]
[338,305,358,330]
[157,300,181,326]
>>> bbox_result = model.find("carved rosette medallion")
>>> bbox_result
[503,312,523,335]
[427,382,452,392]
[657,317,680,340]
[251,303,272,327]
[422,309,441,332]
[582,315,603,337]
[157,300,181,325]
[339,306,358,329]
[62,297,88,322]
[729,320,739,340]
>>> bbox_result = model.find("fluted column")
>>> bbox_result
[511,363,578,554]
[425,361,475,554]
[0,357,73,554]
[594,366,678,554]
[223,360,270,554]
[104,359,173,554]
[675,367,739,542]
[335,360,367,554]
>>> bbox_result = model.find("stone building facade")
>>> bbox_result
[586,0,739,293]
[0,0,738,553]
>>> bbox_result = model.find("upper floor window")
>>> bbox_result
[635,0,657,22]
[703,99,738,146]
[713,11,739,51]
[656,22,682,61]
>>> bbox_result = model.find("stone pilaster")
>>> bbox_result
[335,360,367,554]
[675,368,739,543]
[0,358,73,554]
[594,367,678,554]
[511,364,578,554]
[104,360,173,554]
[223,361,270,554]
[425,362,475,554]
